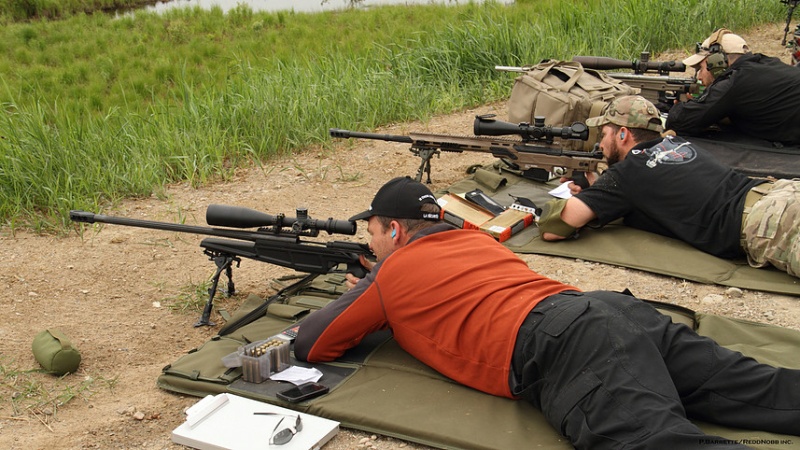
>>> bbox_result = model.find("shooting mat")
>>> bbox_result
[158,274,800,450]
[688,131,800,180]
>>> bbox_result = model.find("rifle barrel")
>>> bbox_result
[330,128,413,144]
[70,210,268,242]
[494,65,530,73]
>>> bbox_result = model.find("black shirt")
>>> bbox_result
[666,53,800,145]
[575,136,763,258]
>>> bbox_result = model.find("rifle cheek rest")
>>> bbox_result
[538,199,578,238]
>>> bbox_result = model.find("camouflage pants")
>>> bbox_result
[742,179,800,277]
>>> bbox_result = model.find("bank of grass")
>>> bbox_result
[0,0,153,22]
[0,0,785,231]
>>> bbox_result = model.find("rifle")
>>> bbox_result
[70,206,372,327]
[782,0,800,46]
[570,52,699,104]
[330,115,603,187]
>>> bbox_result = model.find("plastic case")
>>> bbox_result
[239,336,291,383]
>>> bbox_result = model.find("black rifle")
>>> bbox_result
[70,206,372,327]
[331,115,602,187]
[570,52,699,104]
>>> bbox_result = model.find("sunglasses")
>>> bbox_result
[270,414,303,446]
[254,412,304,445]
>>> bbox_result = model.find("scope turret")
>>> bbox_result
[206,204,357,236]
[473,115,589,143]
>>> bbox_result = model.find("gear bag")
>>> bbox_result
[507,60,640,151]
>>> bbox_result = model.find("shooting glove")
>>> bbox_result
[538,199,578,238]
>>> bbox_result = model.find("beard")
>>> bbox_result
[605,140,623,166]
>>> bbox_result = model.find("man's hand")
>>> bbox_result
[345,254,375,290]
[559,171,599,195]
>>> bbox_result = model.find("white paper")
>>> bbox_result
[548,181,574,199]
[269,366,324,385]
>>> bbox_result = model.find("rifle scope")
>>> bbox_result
[206,204,357,236]
[572,55,686,74]
[473,115,589,142]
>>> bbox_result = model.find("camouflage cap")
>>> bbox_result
[585,95,664,132]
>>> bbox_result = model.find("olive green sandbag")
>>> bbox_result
[32,329,81,375]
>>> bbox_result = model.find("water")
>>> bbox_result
[142,0,512,14]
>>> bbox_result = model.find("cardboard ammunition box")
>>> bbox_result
[479,208,534,243]
[436,194,494,230]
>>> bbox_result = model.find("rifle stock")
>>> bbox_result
[606,73,699,104]
[330,116,603,185]
[70,206,372,327]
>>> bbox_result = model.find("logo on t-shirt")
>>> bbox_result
[632,137,697,168]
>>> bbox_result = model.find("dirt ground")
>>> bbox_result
[0,22,797,450]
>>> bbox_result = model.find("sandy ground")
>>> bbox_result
[0,22,797,450]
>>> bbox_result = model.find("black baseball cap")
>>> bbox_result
[349,177,441,221]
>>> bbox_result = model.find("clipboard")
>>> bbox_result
[171,393,339,450]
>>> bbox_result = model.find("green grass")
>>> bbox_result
[0,0,786,231]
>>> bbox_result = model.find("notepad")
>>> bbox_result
[171,393,339,450]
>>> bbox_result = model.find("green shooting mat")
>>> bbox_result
[157,271,800,449]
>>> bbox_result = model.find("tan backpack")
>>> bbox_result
[507,60,640,150]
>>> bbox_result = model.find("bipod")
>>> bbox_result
[412,145,439,184]
[782,0,800,45]
[195,250,241,327]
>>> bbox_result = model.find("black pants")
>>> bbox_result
[511,291,800,450]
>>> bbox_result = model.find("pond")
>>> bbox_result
[142,0,513,14]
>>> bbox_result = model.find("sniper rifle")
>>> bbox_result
[569,52,699,104]
[70,206,372,327]
[331,115,603,187]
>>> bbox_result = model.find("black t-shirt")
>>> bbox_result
[575,136,763,258]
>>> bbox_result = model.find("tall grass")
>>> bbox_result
[0,0,786,231]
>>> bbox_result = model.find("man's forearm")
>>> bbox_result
[294,288,362,361]
[665,79,733,133]
[665,101,709,134]
[538,198,597,240]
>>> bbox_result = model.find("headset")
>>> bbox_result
[705,52,728,77]
[697,28,731,77]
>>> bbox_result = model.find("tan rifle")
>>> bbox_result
[331,115,603,188]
